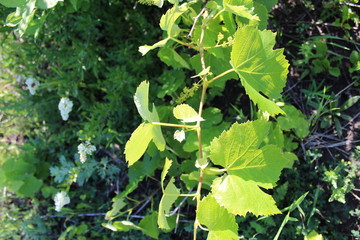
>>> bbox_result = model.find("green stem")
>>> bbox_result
[170,37,198,50]
[207,68,235,86]
[151,122,197,130]
[193,8,209,240]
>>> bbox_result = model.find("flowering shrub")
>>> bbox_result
[25,77,39,95]
[78,141,96,163]
[54,191,70,212]
[58,97,73,121]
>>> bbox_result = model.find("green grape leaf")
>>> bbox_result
[212,174,281,216]
[159,4,187,37]
[139,212,159,239]
[158,178,180,230]
[253,2,268,30]
[210,120,289,189]
[173,104,203,122]
[36,0,63,9]
[105,198,126,220]
[114,154,160,200]
[125,81,165,165]
[224,0,259,21]
[139,37,169,56]
[113,221,142,231]
[158,47,190,69]
[17,0,36,37]
[17,175,42,198]
[124,123,153,166]
[134,81,155,122]
[0,0,26,7]
[231,26,289,116]
[254,0,277,11]
[161,158,173,190]
[197,194,238,240]
[5,11,22,27]
[277,105,309,138]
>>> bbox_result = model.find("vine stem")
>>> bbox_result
[193,8,208,240]
[151,121,197,130]
[207,68,235,85]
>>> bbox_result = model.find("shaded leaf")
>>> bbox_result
[158,178,180,229]
[158,48,190,69]
[0,0,26,7]
[37,0,63,9]
[139,212,159,239]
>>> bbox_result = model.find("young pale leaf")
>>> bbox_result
[197,194,238,240]
[173,104,203,122]
[139,37,169,56]
[231,26,289,116]
[191,66,211,79]
[113,221,143,231]
[210,120,289,189]
[134,81,152,122]
[153,0,164,8]
[158,178,180,229]
[212,175,281,216]
[124,123,153,166]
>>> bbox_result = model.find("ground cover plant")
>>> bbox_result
[0,0,359,239]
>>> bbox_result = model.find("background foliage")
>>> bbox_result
[0,0,359,239]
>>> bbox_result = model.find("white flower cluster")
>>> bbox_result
[54,191,70,212]
[58,97,73,121]
[174,130,185,143]
[25,77,40,95]
[78,141,96,163]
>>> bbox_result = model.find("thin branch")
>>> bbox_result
[188,8,206,38]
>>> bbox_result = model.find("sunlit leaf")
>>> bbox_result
[173,104,203,122]
[124,123,153,166]
[160,4,187,37]
[212,174,281,216]
[139,37,169,56]
[224,0,259,21]
[231,26,289,116]
[197,194,238,239]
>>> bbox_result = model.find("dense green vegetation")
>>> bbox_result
[0,0,359,239]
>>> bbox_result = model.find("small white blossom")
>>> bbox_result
[78,141,96,163]
[54,191,70,212]
[174,130,185,143]
[58,97,73,121]
[25,77,40,95]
